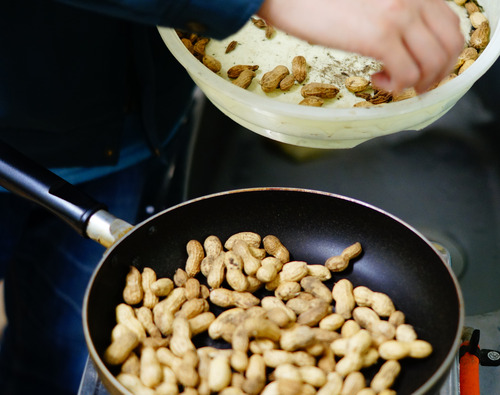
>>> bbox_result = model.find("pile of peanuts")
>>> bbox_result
[104,232,433,395]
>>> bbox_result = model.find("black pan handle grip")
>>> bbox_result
[0,140,106,238]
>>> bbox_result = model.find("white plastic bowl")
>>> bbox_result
[159,0,500,148]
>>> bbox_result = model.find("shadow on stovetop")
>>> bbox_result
[187,61,500,318]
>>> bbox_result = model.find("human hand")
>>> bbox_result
[257,0,465,93]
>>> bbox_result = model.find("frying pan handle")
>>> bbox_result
[0,140,132,247]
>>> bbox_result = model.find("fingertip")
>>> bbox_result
[371,71,394,92]
[372,71,406,93]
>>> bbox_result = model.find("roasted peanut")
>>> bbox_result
[185,239,204,277]
[335,353,363,377]
[170,316,195,357]
[117,373,156,395]
[209,354,232,392]
[123,266,143,305]
[286,294,316,315]
[352,306,380,329]
[245,276,263,293]
[157,347,199,388]
[297,298,331,326]
[185,277,201,300]
[242,354,267,395]
[263,235,290,263]
[455,47,478,70]
[189,311,216,336]
[311,328,340,345]
[225,231,261,250]
[300,365,327,388]
[396,323,418,342]
[141,336,169,349]
[459,58,475,75]
[135,306,161,338]
[277,378,303,395]
[263,349,293,367]
[192,37,209,59]
[266,307,293,327]
[341,319,361,338]
[140,346,163,388]
[317,371,343,395]
[156,381,179,395]
[233,69,256,89]
[121,352,140,376]
[150,277,174,297]
[279,261,308,283]
[104,324,140,365]
[306,264,332,281]
[470,11,488,28]
[202,54,221,73]
[207,251,226,289]
[332,279,356,319]
[249,338,276,354]
[260,65,290,93]
[275,281,301,301]
[388,310,406,327]
[244,316,282,342]
[470,21,490,50]
[301,82,339,99]
[280,325,316,351]
[392,87,417,102]
[319,313,345,331]
[261,296,297,322]
[371,360,401,392]
[116,303,147,341]
[210,288,235,308]
[233,291,261,309]
[341,371,366,395]
[378,339,433,360]
[225,250,249,291]
[152,288,186,335]
[353,286,395,317]
[279,74,295,91]
[227,65,259,79]
[141,267,159,309]
[301,276,333,303]
[325,242,362,272]
[292,55,307,83]
[299,96,324,107]
[208,307,245,340]
[345,76,370,93]
[173,268,189,287]
[233,239,262,276]
[176,298,208,319]
[200,235,223,276]
[465,1,480,14]
[317,347,336,373]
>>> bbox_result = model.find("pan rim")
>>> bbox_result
[82,186,465,395]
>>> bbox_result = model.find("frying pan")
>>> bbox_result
[0,141,464,394]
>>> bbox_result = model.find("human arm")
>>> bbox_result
[257,0,465,93]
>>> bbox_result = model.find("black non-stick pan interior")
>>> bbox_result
[85,188,463,394]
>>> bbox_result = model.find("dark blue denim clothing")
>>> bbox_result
[0,161,148,394]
